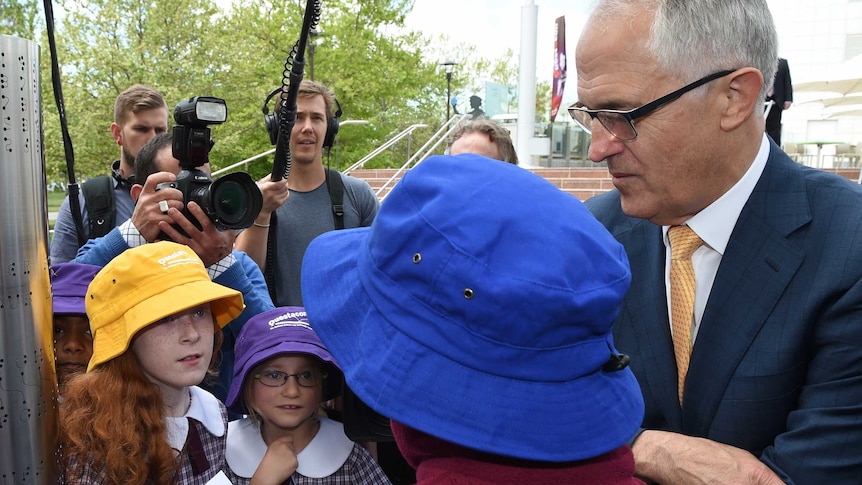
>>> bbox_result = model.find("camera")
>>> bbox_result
[157,96,262,237]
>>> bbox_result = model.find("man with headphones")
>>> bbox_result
[51,84,169,263]
[235,80,379,307]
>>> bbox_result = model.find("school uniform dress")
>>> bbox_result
[225,416,392,485]
[167,386,231,484]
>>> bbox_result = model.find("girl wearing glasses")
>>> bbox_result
[224,306,391,484]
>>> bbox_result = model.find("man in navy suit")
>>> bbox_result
[766,58,793,146]
[572,0,862,483]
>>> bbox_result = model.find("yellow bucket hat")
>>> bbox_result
[85,241,245,371]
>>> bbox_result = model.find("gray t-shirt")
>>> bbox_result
[274,172,379,306]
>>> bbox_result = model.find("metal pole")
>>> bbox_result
[407,131,413,162]
[446,72,452,120]
[0,34,58,484]
[309,42,315,81]
[517,0,538,167]
[440,61,456,123]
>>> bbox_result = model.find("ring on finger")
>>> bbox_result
[158,200,169,213]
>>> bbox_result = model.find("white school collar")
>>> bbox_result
[226,416,354,478]
[165,386,226,451]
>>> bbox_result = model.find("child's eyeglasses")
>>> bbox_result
[254,369,326,388]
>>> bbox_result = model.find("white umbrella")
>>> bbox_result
[822,95,862,107]
[794,54,862,95]
[826,109,862,118]
[799,95,862,108]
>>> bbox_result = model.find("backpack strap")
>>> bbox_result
[81,175,116,243]
[264,212,279,304]
[325,168,345,230]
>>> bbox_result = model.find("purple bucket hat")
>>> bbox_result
[226,306,343,415]
[51,262,102,315]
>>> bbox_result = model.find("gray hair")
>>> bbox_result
[593,0,778,108]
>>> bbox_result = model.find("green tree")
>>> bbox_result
[42,0,230,181]
[214,0,450,175]
[0,0,39,39]
[36,0,522,185]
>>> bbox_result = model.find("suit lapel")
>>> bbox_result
[613,219,684,429]
[682,148,809,436]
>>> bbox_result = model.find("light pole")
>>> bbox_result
[440,60,457,121]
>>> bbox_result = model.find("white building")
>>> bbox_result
[770,0,862,164]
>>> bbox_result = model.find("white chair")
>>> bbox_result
[781,142,801,162]
[781,142,813,164]
[828,144,859,168]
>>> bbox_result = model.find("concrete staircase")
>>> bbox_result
[348,167,861,203]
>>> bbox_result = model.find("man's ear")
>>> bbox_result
[130,183,143,203]
[110,122,122,145]
[720,68,763,131]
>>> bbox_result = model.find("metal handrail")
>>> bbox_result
[212,120,370,177]
[375,115,466,199]
[211,117,462,193]
[212,148,275,177]
[342,123,428,174]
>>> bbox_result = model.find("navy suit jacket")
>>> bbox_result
[586,142,862,484]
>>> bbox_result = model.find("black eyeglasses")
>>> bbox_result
[568,70,736,141]
[254,369,326,388]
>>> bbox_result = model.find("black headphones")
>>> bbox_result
[262,87,342,149]
[110,159,135,187]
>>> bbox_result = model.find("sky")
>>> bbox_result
[212,0,801,111]
[404,0,788,108]
[404,0,592,87]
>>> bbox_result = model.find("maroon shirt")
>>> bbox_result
[391,421,646,485]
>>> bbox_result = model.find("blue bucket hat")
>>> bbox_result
[51,262,102,315]
[226,307,343,415]
[301,154,643,462]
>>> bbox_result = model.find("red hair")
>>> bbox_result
[59,352,178,484]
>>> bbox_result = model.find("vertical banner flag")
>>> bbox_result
[550,16,567,122]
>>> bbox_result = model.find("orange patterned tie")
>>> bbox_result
[668,225,703,404]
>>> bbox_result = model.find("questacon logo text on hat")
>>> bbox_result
[86,241,244,371]
[302,153,644,462]
[267,308,313,331]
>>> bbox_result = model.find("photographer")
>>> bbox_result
[74,132,274,405]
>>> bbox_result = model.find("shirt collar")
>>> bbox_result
[226,416,354,478]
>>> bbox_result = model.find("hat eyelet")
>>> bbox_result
[413,253,422,264]
[463,288,474,299]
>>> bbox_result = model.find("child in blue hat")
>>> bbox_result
[224,306,391,484]
[301,154,646,484]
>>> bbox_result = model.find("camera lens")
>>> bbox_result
[208,172,263,229]
[214,180,250,226]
